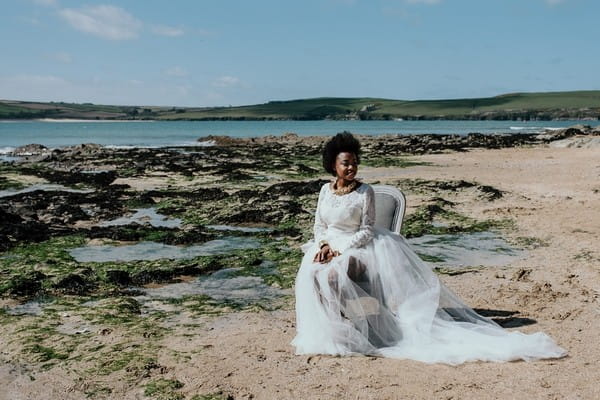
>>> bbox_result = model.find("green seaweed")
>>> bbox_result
[363,157,430,168]
[144,379,184,400]
[510,236,549,249]
[401,202,513,238]
[26,344,69,361]
[190,394,232,400]
[416,252,446,263]
[0,175,26,190]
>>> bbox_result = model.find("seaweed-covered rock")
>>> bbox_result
[105,269,132,286]
[1,270,47,296]
[264,179,328,198]
[0,208,50,251]
[51,268,96,294]
[478,185,503,200]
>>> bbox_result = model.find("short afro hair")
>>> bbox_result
[322,131,361,176]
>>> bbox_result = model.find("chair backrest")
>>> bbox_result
[372,185,406,234]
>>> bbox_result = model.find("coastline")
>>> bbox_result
[1,133,599,399]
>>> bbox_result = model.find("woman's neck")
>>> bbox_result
[335,177,354,188]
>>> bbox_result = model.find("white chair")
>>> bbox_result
[372,185,406,234]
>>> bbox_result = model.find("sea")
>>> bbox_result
[0,119,595,154]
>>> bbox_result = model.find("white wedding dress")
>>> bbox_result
[292,182,566,364]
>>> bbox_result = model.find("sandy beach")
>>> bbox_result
[1,140,599,400]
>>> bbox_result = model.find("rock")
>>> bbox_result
[478,185,503,201]
[536,127,584,141]
[18,166,117,187]
[550,136,600,148]
[12,144,49,156]
[2,270,46,296]
[200,135,243,146]
[67,143,104,154]
[570,124,592,132]
[51,268,96,294]
[265,179,328,198]
[281,132,300,141]
[0,208,50,251]
[105,269,131,285]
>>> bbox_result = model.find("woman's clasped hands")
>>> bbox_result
[313,244,340,264]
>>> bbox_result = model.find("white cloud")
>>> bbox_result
[58,5,142,40]
[152,24,184,37]
[44,51,72,63]
[545,0,566,5]
[165,66,188,77]
[212,76,240,88]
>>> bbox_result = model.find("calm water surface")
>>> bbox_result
[0,119,594,151]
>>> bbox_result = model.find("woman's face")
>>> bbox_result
[333,152,358,181]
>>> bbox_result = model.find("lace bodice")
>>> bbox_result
[313,182,375,253]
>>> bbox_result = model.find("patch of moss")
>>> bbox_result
[363,157,430,168]
[173,294,244,315]
[510,236,549,249]
[573,250,597,262]
[91,346,156,376]
[82,297,141,325]
[26,343,69,361]
[434,266,484,275]
[84,385,113,398]
[416,253,446,263]
[401,202,513,238]
[144,378,184,400]
[0,175,26,190]
[191,394,232,400]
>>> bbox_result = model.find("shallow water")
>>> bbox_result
[206,224,273,233]
[99,208,182,228]
[408,231,524,267]
[3,296,55,316]
[137,262,286,305]
[68,237,260,262]
[0,183,94,198]
[0,120,591,149]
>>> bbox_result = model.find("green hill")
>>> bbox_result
[2,90,600,121]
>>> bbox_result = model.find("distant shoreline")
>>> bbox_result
[0,117,598,123]
[3,90,600,121]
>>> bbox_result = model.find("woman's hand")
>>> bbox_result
[313,245,338,264]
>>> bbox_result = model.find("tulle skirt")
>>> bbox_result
[291,228,567,365]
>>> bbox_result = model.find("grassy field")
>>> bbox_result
[2,90,600,120]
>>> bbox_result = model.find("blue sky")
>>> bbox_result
[1,0,599,106]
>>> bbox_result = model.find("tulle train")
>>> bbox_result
[292,228,566,365]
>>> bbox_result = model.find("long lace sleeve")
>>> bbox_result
[339,185,375,253]
[313,184,328,244]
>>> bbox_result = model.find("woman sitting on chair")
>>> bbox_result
[291,131,566,364]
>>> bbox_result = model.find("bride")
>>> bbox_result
[291,132,566,364]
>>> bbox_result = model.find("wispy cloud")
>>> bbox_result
[545,0,566,5]
[58,5,142,40]
[212,76,241,88]
[152,24,184,37]
[164,66,188,77]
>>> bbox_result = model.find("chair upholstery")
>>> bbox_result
[372,185,406,234]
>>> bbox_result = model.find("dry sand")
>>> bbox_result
[2,144,599,400]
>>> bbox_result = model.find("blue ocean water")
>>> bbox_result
[0,119,594,152]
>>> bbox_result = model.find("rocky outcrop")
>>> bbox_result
[12,144,49,156]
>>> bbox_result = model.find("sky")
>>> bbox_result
[1,0,599,107]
